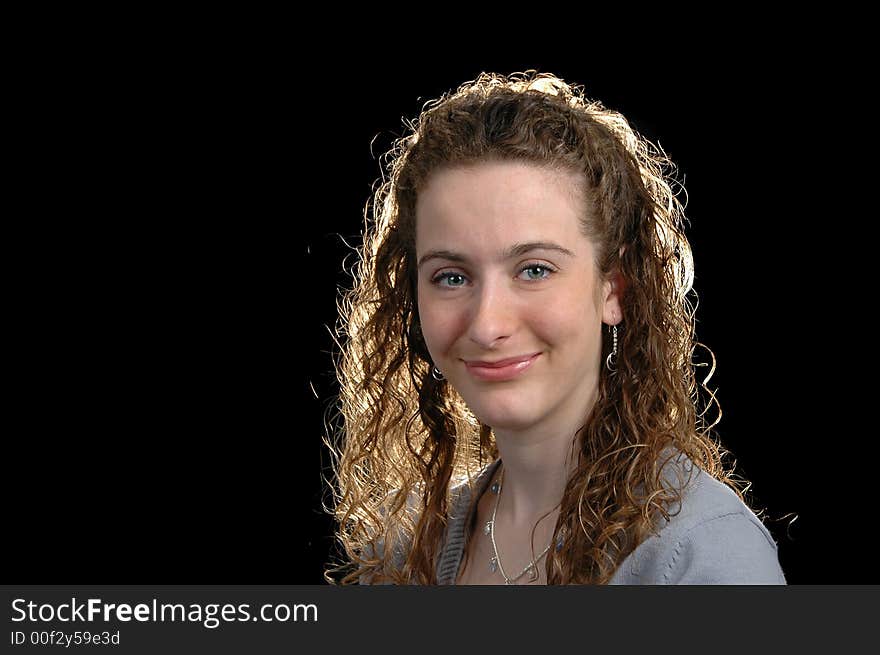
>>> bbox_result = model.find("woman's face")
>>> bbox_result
[415,160,621,433]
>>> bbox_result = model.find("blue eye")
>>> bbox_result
[520,264,553,281]
[430,263,557,288]
[432,272,467,287]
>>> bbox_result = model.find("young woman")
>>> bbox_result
[323,70,785,585]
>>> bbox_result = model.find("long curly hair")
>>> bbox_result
[322,70,754,585]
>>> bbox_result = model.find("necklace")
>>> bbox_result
[484,466,561,584]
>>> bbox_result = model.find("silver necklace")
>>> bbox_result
[484,466,560,585]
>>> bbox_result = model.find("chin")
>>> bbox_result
[462,394,544,432]
[478,414,542,433]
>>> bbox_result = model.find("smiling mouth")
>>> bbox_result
[463,353,541,381]
[464,353,541,368]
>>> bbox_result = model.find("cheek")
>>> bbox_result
[534,311,600,380]
[529,296,594,347]
[417,289,454,351]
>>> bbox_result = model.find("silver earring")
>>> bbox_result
[605,324,618,374]
[432,366,445,381]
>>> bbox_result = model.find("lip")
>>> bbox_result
[464,352,541,381]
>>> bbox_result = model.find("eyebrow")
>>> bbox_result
[417,241,575,270]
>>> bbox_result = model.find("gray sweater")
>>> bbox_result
[365,453,786,585]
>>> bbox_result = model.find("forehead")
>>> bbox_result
[415,161,587,250]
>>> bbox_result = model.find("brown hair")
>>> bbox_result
[323,70,754,584]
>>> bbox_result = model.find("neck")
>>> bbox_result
[486,380,598,529]
[491,426,581,529]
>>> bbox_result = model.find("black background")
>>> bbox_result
[7,27,869,584]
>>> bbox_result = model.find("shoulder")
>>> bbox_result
[448,459,502,515]
[435,459,502,583]
[362,463,500,585]
[358,486,424,585]
[610,454,786,585]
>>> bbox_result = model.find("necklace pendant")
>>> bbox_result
[489,556,498,573]
[490,481,500,494]
[484,520,493,536]
[527,564,538,582]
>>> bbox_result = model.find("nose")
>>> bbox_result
[466,276,514,350]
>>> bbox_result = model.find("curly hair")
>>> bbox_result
[322,70,754,585]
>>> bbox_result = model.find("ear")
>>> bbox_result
[602,245,628,326]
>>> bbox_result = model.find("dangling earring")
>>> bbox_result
[432,366,445,381]
[605,323,618,374]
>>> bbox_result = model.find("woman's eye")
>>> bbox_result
[431,264,556,288]
[520,265,552,281]
[433,273,467,287]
